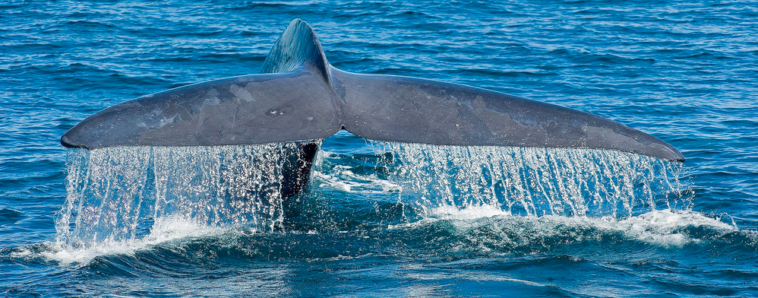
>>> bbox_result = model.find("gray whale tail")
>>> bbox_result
[62,19,683,161]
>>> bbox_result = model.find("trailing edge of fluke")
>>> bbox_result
[61,19,684,162]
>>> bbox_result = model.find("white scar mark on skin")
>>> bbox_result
[230,84,255,102]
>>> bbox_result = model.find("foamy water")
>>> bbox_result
[34,206,738,266]
[43,216,228,266]
[39,139,705,266]
[403,206,737,247]
[3,133,753,297]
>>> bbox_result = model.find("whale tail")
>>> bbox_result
[260,19,331,80]
[61,19,683,163]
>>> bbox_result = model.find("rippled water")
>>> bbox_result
[1,1,757,296]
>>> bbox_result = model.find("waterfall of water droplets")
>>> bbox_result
[58,138,690,248]
[57,143,311,249]
[374,143,690,219]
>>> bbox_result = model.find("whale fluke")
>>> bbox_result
[61,19,683,162]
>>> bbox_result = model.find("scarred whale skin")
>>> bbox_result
[61,19,684,163]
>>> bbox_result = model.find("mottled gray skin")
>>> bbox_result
[333,69,682,161]
[62,67,340,148]
[62,19,683,162]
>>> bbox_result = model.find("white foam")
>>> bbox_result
[43,216,227,266]
[427,204,509,220]
[609,209,736,246]
[10,249,31,258]
[311,165,401,194]
[392,205,737,248]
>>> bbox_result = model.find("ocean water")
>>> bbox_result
[1,0,757,296]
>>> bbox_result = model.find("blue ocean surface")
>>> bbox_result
[1,0,757,296]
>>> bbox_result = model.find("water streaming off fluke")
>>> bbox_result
[374,143,690,219]
[57,143,317,249]
[57,139,690,252]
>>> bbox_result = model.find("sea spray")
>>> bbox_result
[57,138,690,252]
[56,143,317,250]
[372,143,691,219]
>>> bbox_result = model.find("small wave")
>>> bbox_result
[392,207,739,248]
[426,204,508,220]
[225,1,321,10]
[0,208,24,226]
[60,20,118,30]
[311,167,401,194]
[310,146,399,194]
[454,68,555,78]
[39,216,227,266]
[7,207,747,268]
